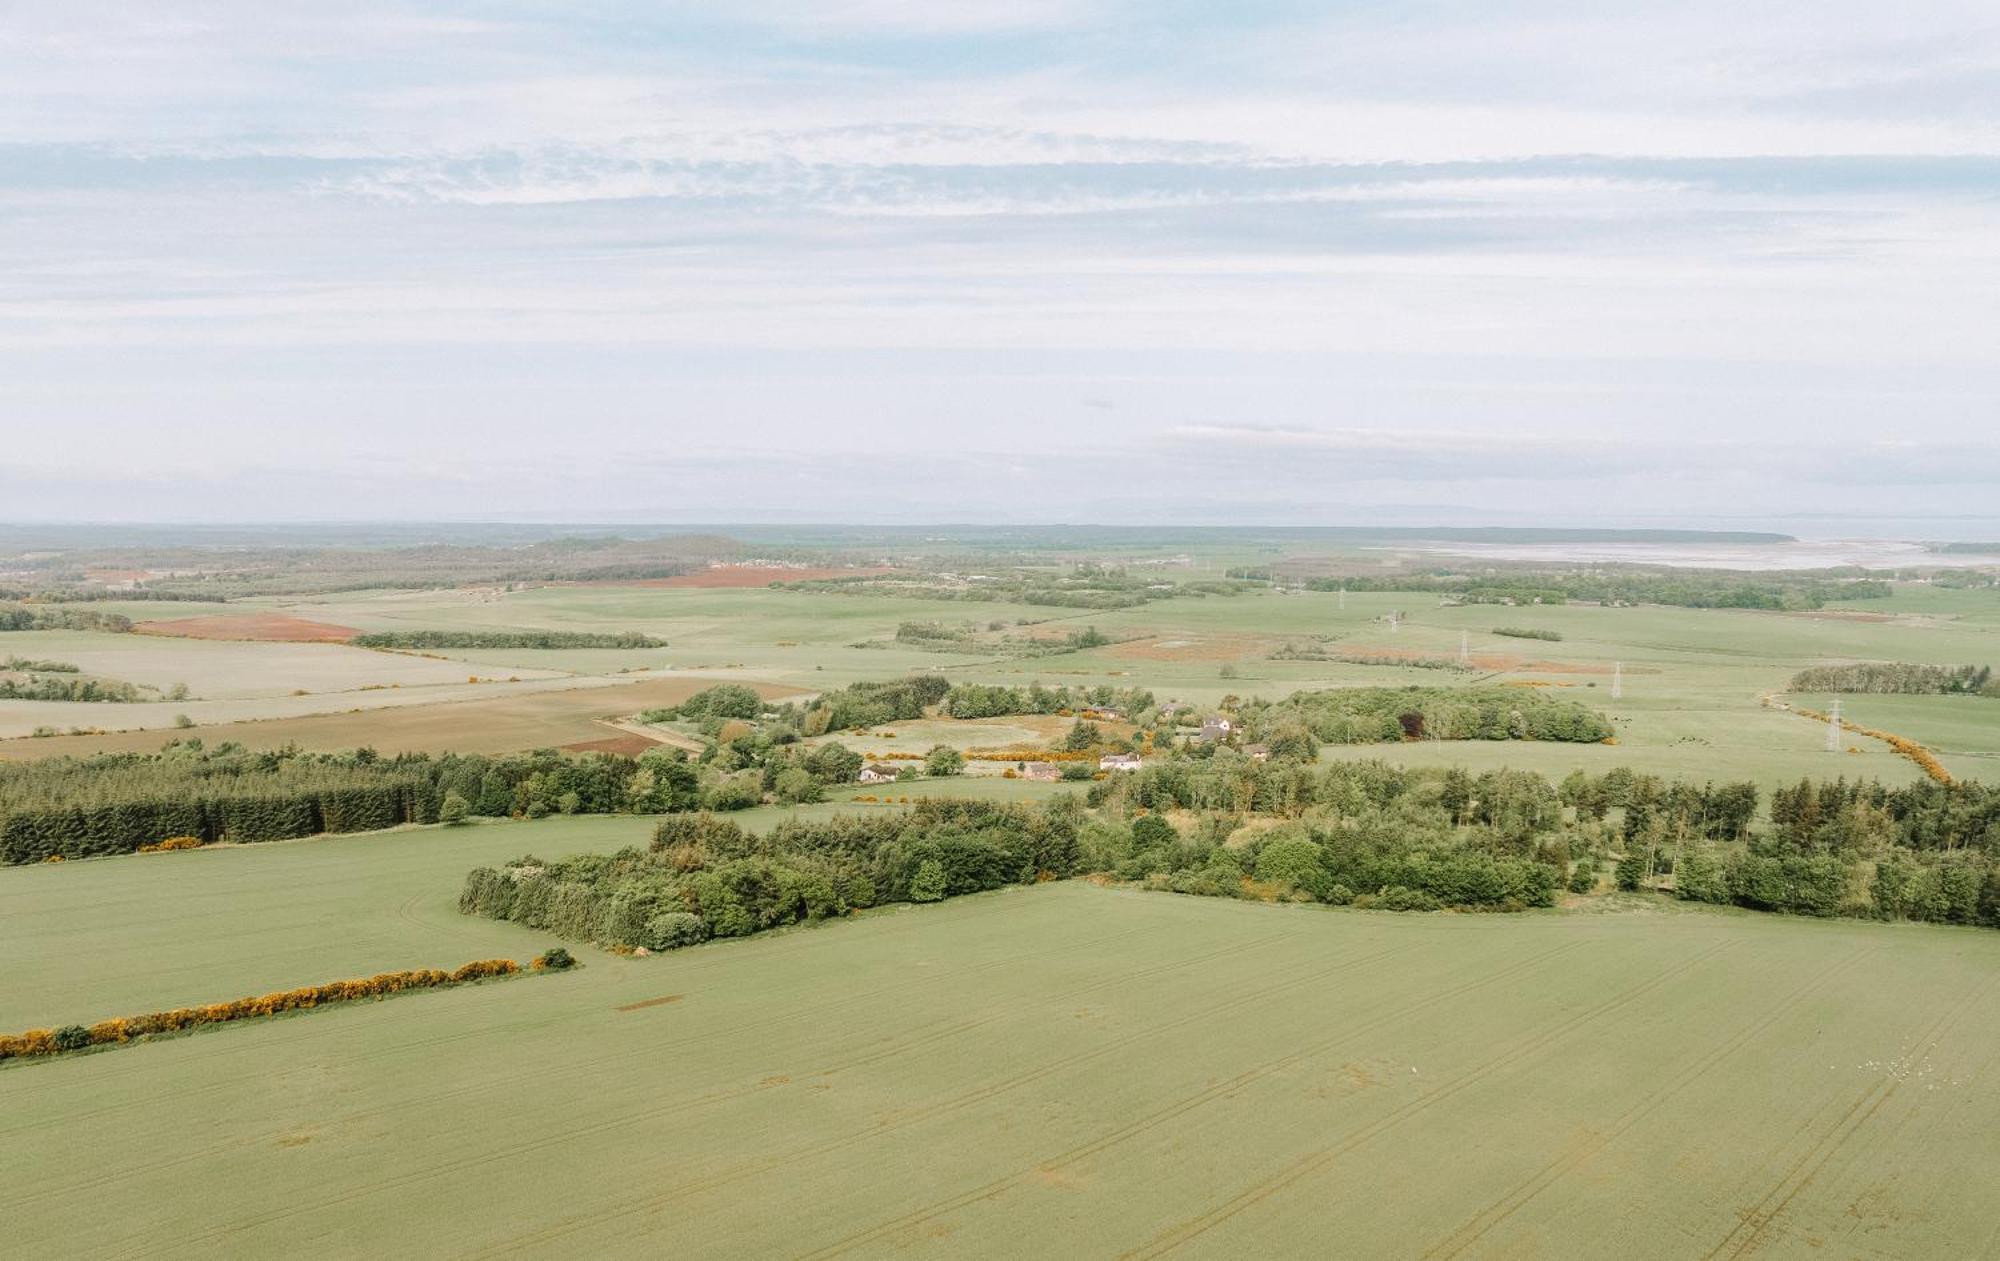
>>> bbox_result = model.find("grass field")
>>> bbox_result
[6,579,1998,788]
[5,820,2000,1257]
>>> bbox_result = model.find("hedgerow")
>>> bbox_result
[0,958,530,1064]
[352,630,666,650]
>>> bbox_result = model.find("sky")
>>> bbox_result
[2,2,1998,529]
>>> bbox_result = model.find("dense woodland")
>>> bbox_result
[1789,662,1996,696]
[459,799,1081,950]
[1235,685,1615,746]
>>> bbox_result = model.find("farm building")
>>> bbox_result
[1019,762,1062,782]
[856,764,899,785]
[1079,705,1123,721]
[1198,717,1234,743]
[1099,753,1143,772]
[1243,743,1270,762]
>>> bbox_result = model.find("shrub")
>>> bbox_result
[1252,836,1325,896]
[51,1024,91,1053]
[909,858,948,903]
[439,792,471,825]
[646,911,710,949]
[924,745,965,777]
[1373,886,1442,912]
[533,947,576,970]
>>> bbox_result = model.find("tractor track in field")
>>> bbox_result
[6,915,1187,1214]
[0,895,1164,1125]
[1701,965,2000,1259]
[793,937,1594,1259]
[89,925,1336,1258]
[1117,938,1740,1260]
[1420,945,1870,1258]
[465,936,1462,1258]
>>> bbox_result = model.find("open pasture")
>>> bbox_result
[0,675,805,760]
[4,833,2000,1258]
[7,578,1996,786]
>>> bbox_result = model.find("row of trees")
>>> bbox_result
[0,605,133,633]
[351,630,666,650]
[459,798,1083,950]
[940,681,1154,719]
[0,675,145,702]
[1298,571,1891,611]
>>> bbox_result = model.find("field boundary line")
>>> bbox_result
[9,917,1205,1213]
[93,927,1366,1258]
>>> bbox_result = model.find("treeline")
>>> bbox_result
[1492,626,1562,642]
[459,798,1083,950]
[2,656,79,672]
[1295,571,1891,611]
[0,956,553,1064]
[1789,662,1996,696]
[0,587,224,604]
[1237,685,1614,745]
[0,742,736,863]
[941,681,1154,719]
[785,566,1255,610]
[0,605,133,633]
[352,629,666,650]
[0,675,145,703]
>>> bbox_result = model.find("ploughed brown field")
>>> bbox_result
[0,676,802,760]
[132,614,362,643]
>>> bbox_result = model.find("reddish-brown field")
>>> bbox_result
[601,565,896,589]
[1334,643,1628,674]
[0,677,803,760]
[1110,635,1275,662]
[132,613,361,643]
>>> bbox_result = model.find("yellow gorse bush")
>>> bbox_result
[0,958,522,1062]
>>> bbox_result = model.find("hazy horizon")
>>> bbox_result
[4,3,1997,522]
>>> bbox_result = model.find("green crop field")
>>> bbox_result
[6,820,2000,1258]
[9,577,1998,790]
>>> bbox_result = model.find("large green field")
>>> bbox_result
[6,822,2000,1257]
[6,578,1999,789]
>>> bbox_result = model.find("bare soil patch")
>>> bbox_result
[1111,635,1273,663]
[0,676,804,760]
[616,995,684,1013]
[133,614,361,643]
